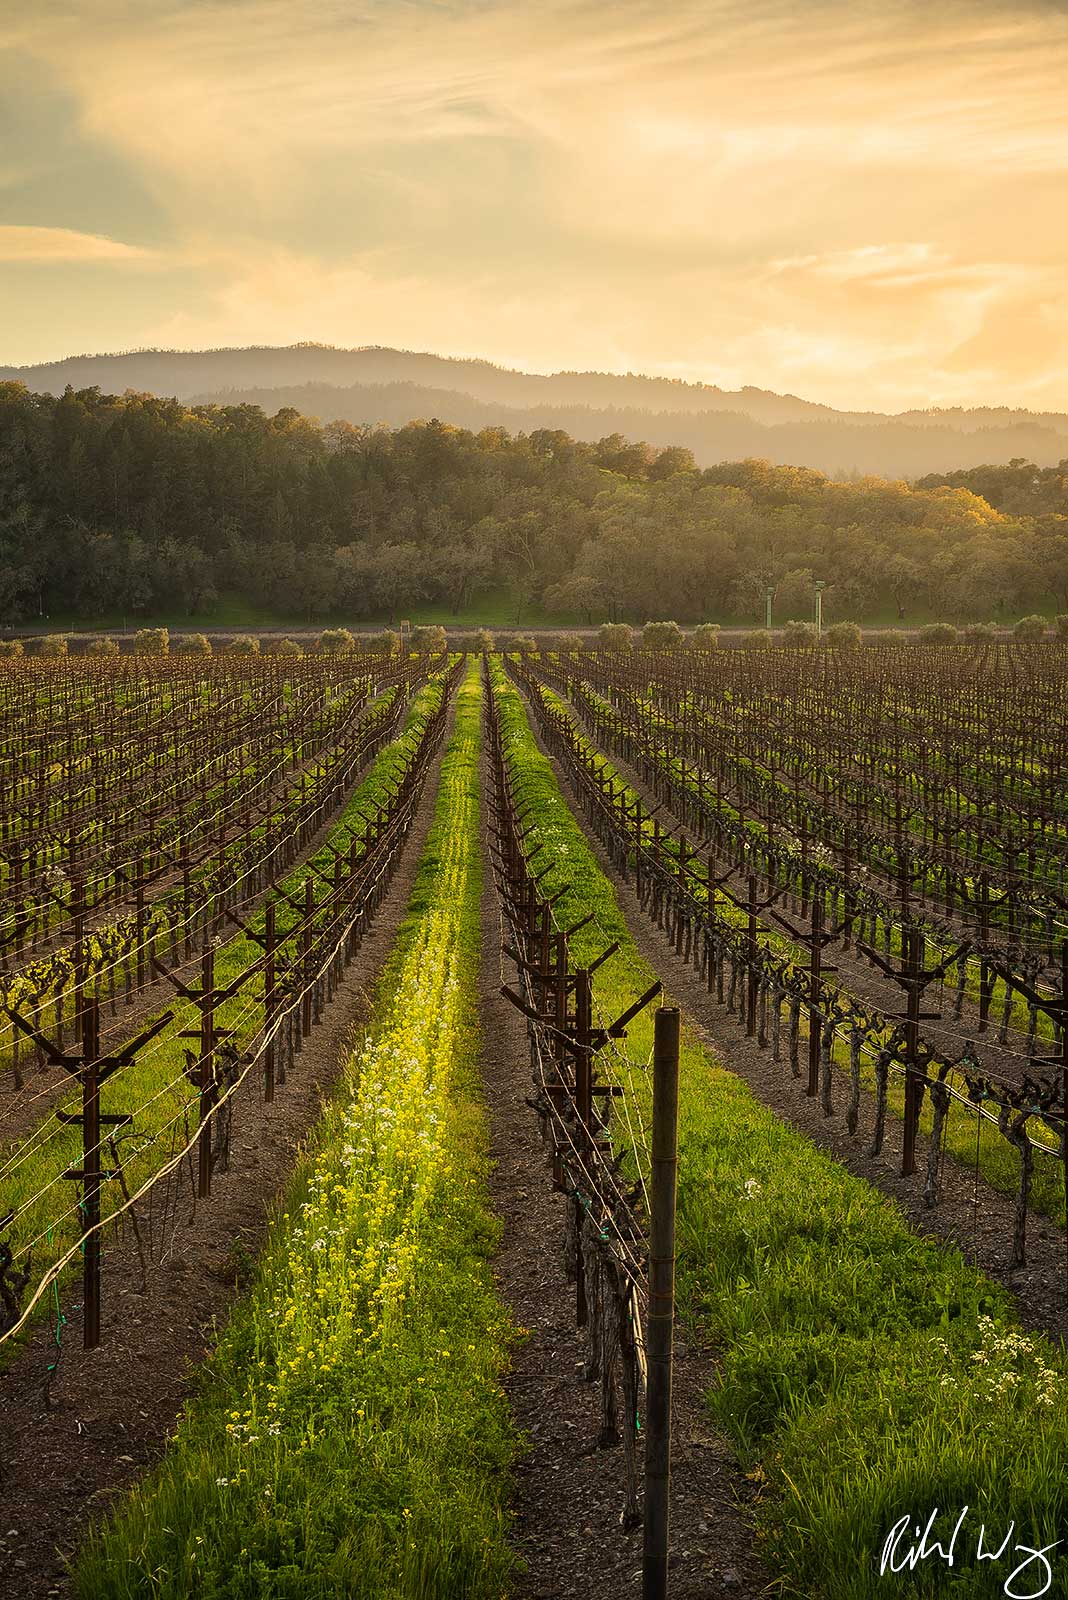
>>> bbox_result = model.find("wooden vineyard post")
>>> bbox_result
[72,873,86,1045]
[264,901,276,1103]
[978,874,993,1032]
[301,877,314,1041]
[135,858,147,994]
[6,996,172,1350]
[901,926,923,1177]
[808,895,824,1097]
[198,947,216,1199]
[746,873,759,1037]
[181,838,192,959]
[574,967,593,1329]
[644,1005,680,1600]
[78,999,102,1349]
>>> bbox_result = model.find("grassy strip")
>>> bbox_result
[73,660,519,1600]
[0,674,446,1360]
[492,658,1067,1600]
[531,671,1066,1225]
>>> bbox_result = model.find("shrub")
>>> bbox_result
[367,629,399,657]
[824,621,862,650]
[781,620,817,649]
[1055,614,1068,639]
[134,627,169,656]
[317,627,355,654]
[918,623,960,646]
[870,629,909,647]
[543,632,576,654]
[1013,614,1047,641]
[741,629,773,650]
[274,637,304,656]
[35,634,68,657]
[173,632,212,655]
[0,639,24,658]
[227,634,260,654]
[597,622,634,652]
[511,634,537,654]
[642,620,685,651]
[86,637,120,656]
[451,630,497,655]
[410,624,447,653]
[691,622,722,651]
[962,621,998,648]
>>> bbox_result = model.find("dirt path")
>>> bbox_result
[0,688,456,1600]
[513,679,1068,1341]
[476,735,770,1600]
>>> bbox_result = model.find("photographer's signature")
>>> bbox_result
[881,1506,1061,1598]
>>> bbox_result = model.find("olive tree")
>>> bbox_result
[134,627,169,656]
[642,620,685,651]
[597,622,634,652]
[317,627,355,653]
[918,623,960,646]
[409,624,447,653]
[824,621,862,650]
[691,623,722,651]
[173,632,212,655]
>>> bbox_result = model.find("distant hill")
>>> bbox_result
[4,343,1068,476]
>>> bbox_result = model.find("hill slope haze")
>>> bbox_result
[4,345,1068,476]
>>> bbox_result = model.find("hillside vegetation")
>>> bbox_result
[1,381,1066,625]
[7,343,1068,475]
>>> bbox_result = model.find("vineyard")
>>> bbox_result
[0,644,1065,1600]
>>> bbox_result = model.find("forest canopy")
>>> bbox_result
[1,382,1065,624]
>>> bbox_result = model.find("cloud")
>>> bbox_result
[5,1,1068,409]
[0,225,155,263]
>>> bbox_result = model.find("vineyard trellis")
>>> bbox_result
[506,648,1068,1279]
[0,652,428,1102]
[0,655,463,1350]
[485,658,677,1542]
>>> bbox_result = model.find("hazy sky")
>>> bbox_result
[2,0,1068,412]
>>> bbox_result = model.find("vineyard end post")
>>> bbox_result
[643,1004,680,1600]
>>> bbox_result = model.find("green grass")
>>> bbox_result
[25,585,1067,636]
[33,586,571,635]
[38,596,294,634]
[72,660,519,1600]
[490,657,1068,1600]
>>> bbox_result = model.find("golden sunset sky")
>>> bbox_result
[2,0,1067,412]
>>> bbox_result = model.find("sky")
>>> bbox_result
[2,0,1068,413]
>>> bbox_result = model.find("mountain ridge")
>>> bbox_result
[4,344,1068,476]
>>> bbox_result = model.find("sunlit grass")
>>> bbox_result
[491,658,1067,1600]
[73,662,519,1600]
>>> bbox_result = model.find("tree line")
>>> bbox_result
[1,382,1065,624]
